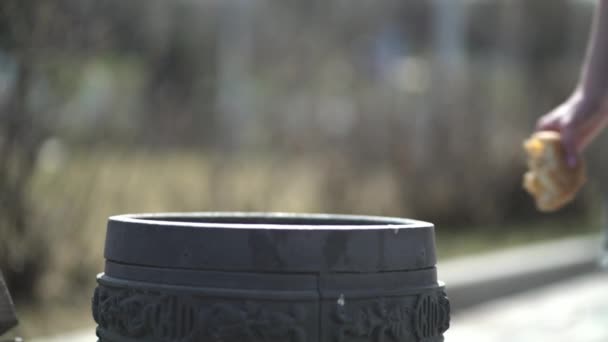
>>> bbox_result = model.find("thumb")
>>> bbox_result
[536,115,560,132]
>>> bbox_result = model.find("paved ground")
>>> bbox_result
[446,271,608,342]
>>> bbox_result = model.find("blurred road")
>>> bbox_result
[446,271,608,342]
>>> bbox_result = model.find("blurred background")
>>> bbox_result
[0,0,606,338]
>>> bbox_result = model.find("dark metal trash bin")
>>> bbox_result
[92,213,450,342]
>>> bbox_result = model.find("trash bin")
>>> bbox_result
[92,213,450,342]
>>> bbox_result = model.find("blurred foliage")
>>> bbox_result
[0,0,604,314]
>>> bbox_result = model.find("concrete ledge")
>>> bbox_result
[439,235,601,312]
[30,329,94,342]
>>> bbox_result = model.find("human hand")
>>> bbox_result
[536,90,608,167]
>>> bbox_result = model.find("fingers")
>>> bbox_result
[535,107,581,168]
[560,127,579,168]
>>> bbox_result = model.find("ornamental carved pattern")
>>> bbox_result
[92,285,308,342]
[333,298,414,342]
[413,291,450,341]
[92,285,449,342]
[332,291,450,342]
